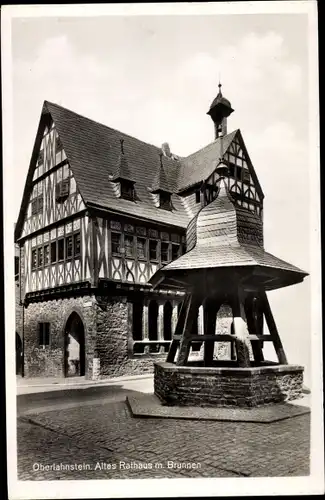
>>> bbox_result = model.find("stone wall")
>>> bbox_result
[154,362,304,407]
[95,295,166,377]
[23,295,98,378]
[23,293,167,379]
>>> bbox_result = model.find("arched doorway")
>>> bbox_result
[64,312,85,377]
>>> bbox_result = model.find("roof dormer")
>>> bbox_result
[110,138,136,201]
[150,153,174,210]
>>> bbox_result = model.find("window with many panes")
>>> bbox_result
[37,247,43,267]
[32,231,81,269]
[58,238,64,261]
[149,240,158,261]
[111,232,121,255]
[38,322,50,346]
[161,242,169,263]
[171,244,180,260]
[51,241,57,263]
[31,249,37,270]
[136,237,146,260]
[66,235,73,258]
[124,235,134,258]
[44,245,50,265]
[74,233,80,256]
[31,195,44,215]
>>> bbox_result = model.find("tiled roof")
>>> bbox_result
[45,101,189,228]
[159,243,306,275]
[176,130,238,192]
[149,179,308,290]
[151,155,174,193]
[15,100,259,240]
[110,140,134,182]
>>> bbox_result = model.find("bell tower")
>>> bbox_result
[207,83,234,139]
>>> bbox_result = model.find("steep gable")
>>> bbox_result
[15,104,86,241]
[176,130,238,192]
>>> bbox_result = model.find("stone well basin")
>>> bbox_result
[154,361,304,408]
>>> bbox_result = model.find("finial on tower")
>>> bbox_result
[207,81,234,140]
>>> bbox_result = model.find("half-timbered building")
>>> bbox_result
[15,85,265,379]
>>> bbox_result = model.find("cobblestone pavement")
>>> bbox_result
[17,398,310,480]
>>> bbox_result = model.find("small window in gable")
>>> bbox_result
[159,191,172,210]
[31,195,43,215]
[56,179,70,202]
[120,180,135,201]
[56,136,63,152]
[243,170,250,183]
[37,150,44,167]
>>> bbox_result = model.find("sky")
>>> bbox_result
[7,10,316,384]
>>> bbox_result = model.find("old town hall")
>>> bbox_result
[15,85,269,379]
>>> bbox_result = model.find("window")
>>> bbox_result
[58,238,64,261]
[31,195,43,215]
[136,237,146,260]
[228,164,236,178]
[51,241,57,263]
[161,242,169,263]
[195,190,201,203]
[56,136,63,152]
[37,247,43,267]
[124,235,134,258]
[37,150,44,167]
[120,180,135,201]
[66,236,73,259]
[171,244,180,261]
[111,232,121,255]
[31,249,37,270]
[56,179,70,201]
[243,170,250,183]
[149,240,158,261]
[74,233,81,257]
[38,322,50,346]
[159,192,172,210]
[43,245,49,266]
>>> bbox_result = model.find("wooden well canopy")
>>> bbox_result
[149,178,308,368]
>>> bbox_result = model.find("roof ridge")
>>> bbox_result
[182,129,239,161]
[44,100,181,162]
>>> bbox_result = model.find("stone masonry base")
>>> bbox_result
[154,361,304,407]
[22,294,166,380]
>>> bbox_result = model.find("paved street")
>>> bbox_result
[17,377,310,481]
